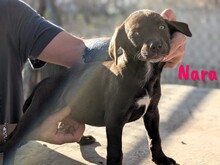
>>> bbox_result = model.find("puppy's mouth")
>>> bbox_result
[137,52,166,63]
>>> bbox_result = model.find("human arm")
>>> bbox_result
[0,109,84,145]
[37,31,85,68]
[37,31,110,67]
[28,107,85,144]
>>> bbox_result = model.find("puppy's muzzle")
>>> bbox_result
[139,40,169,63]
[149,40,162,53]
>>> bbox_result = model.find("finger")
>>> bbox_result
[164,56,182,68]
[164,61,179,68]
[161,8,176,21]
[55,133,78,144]
[163,33,186,61]
[170,32,186,50]
[54,124,85,144]
[164,43,185,62]
[164,46,185,68]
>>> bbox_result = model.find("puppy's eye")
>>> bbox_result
[159,25,165,30]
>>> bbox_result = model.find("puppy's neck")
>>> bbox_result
[117,53,153,84]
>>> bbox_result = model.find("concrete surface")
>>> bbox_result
[1,84,220,165]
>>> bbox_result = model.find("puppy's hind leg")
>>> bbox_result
[3,79,62,165]
[3,105,48,165]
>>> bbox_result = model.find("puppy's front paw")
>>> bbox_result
[154,156,179,165]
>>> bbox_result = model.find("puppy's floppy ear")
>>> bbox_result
[108,24,126,65]
[165,20,192,37]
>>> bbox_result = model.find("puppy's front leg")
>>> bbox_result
[143,106,177,165]
[105,117,124,165]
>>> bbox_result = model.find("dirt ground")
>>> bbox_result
[1,84,220,165]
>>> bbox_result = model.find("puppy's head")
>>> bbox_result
[109,9,192,64]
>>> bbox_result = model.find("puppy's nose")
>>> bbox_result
[149,41,162,53]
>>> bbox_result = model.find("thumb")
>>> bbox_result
[161,8,176,21]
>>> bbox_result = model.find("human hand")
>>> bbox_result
[161,9,187,68]
[29,107,85,144]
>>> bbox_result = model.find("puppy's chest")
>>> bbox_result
[133,89,151,116]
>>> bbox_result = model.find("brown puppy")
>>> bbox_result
[3,9,191,165]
